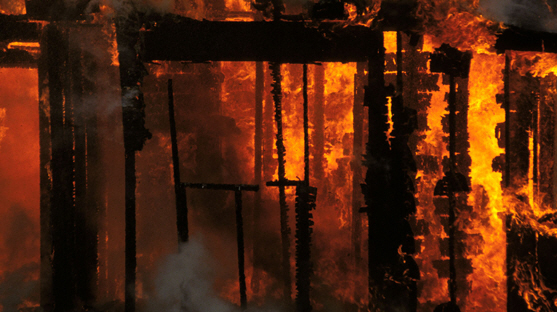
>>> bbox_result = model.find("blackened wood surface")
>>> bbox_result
[115,12,152,312]
[351,62,365,264]
[0,14,40,42]
[235,190,248,309]
[142,18,380,63]
[312,65,325,183]
[47,24,77,311]
[506,54,537,312]
[495,26,557,53]
[363,30,392,311]
[168,79,189,243]
[82,45,101,307]
[253,61,264,265]
[294,185,316,312]
[38,25,53,312]
[71,38,93,307]
[538,76,555,207]
[269,61,292,302]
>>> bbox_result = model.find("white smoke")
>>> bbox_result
[479,0,557,33]
[145,237,284,312]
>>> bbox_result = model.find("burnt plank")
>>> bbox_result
[142,17,380,63]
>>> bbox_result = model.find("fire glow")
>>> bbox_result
[2,0,557,312]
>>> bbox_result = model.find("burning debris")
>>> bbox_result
[3,0,557,312]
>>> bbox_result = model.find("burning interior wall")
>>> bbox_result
[3,0,557,312]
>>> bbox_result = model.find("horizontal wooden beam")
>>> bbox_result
[142,16,381,63]
[495,25,557,53]
[0,14,40,43]
[183,183,259,192]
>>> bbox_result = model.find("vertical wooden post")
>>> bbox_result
[269,61,292,302]
[168,79,189,243]
[48,23,77,312]
[352,62,365,264]
[235,190,247,309]
[115,12,152,312]
[253,61,264,264]
[39,23,53,312]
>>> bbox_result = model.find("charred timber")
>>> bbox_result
[25,0,96,21]
[0,14,40,42]
[351,62,365,264]
[361,30,399,312]
[0,49,36,68]
[389,31,419,311]
[269,61,292,302]
[142,17,381,63]
[168,79,189,243]
[38,25,53,311]
[495,26,557,53]
[235,190,248,309]
[115,11,152,312]
[295,185,317,312]
[183,183,259,192]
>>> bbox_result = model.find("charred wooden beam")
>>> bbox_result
[269,61,292,302]
[505,51,538,312]
[430,44,471,310]
[0,49,36,68]
[389,30,419,312]
[312,65,325,183]
[183,183,259,192]
[71,36,96,308]
[168,79,189,243]
[115,11,152,312]
[38,24,53,312]
[495,26,557,54]
[253,61,264,265]
[360,30,394,312]
[303,64,309,185]
[0,14,40,42]
[295,185,316,312]
[235,190,248,310]
[47,23,77,312]
[351,62,365,264]
[82,43,102,308]
[142,17,380,63]
[25,0,97,21]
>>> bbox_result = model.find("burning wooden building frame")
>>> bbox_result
[2,0,557,311]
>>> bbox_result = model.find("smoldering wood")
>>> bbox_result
[430,44,472,308]
[312,65,325,183]
[142,17,380,63]
[361,30,396,311]
[168,79,189,243]
[303,64,309,185]
[351,62,365,264]
[269,61,292,302]
[505,52,540,312]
